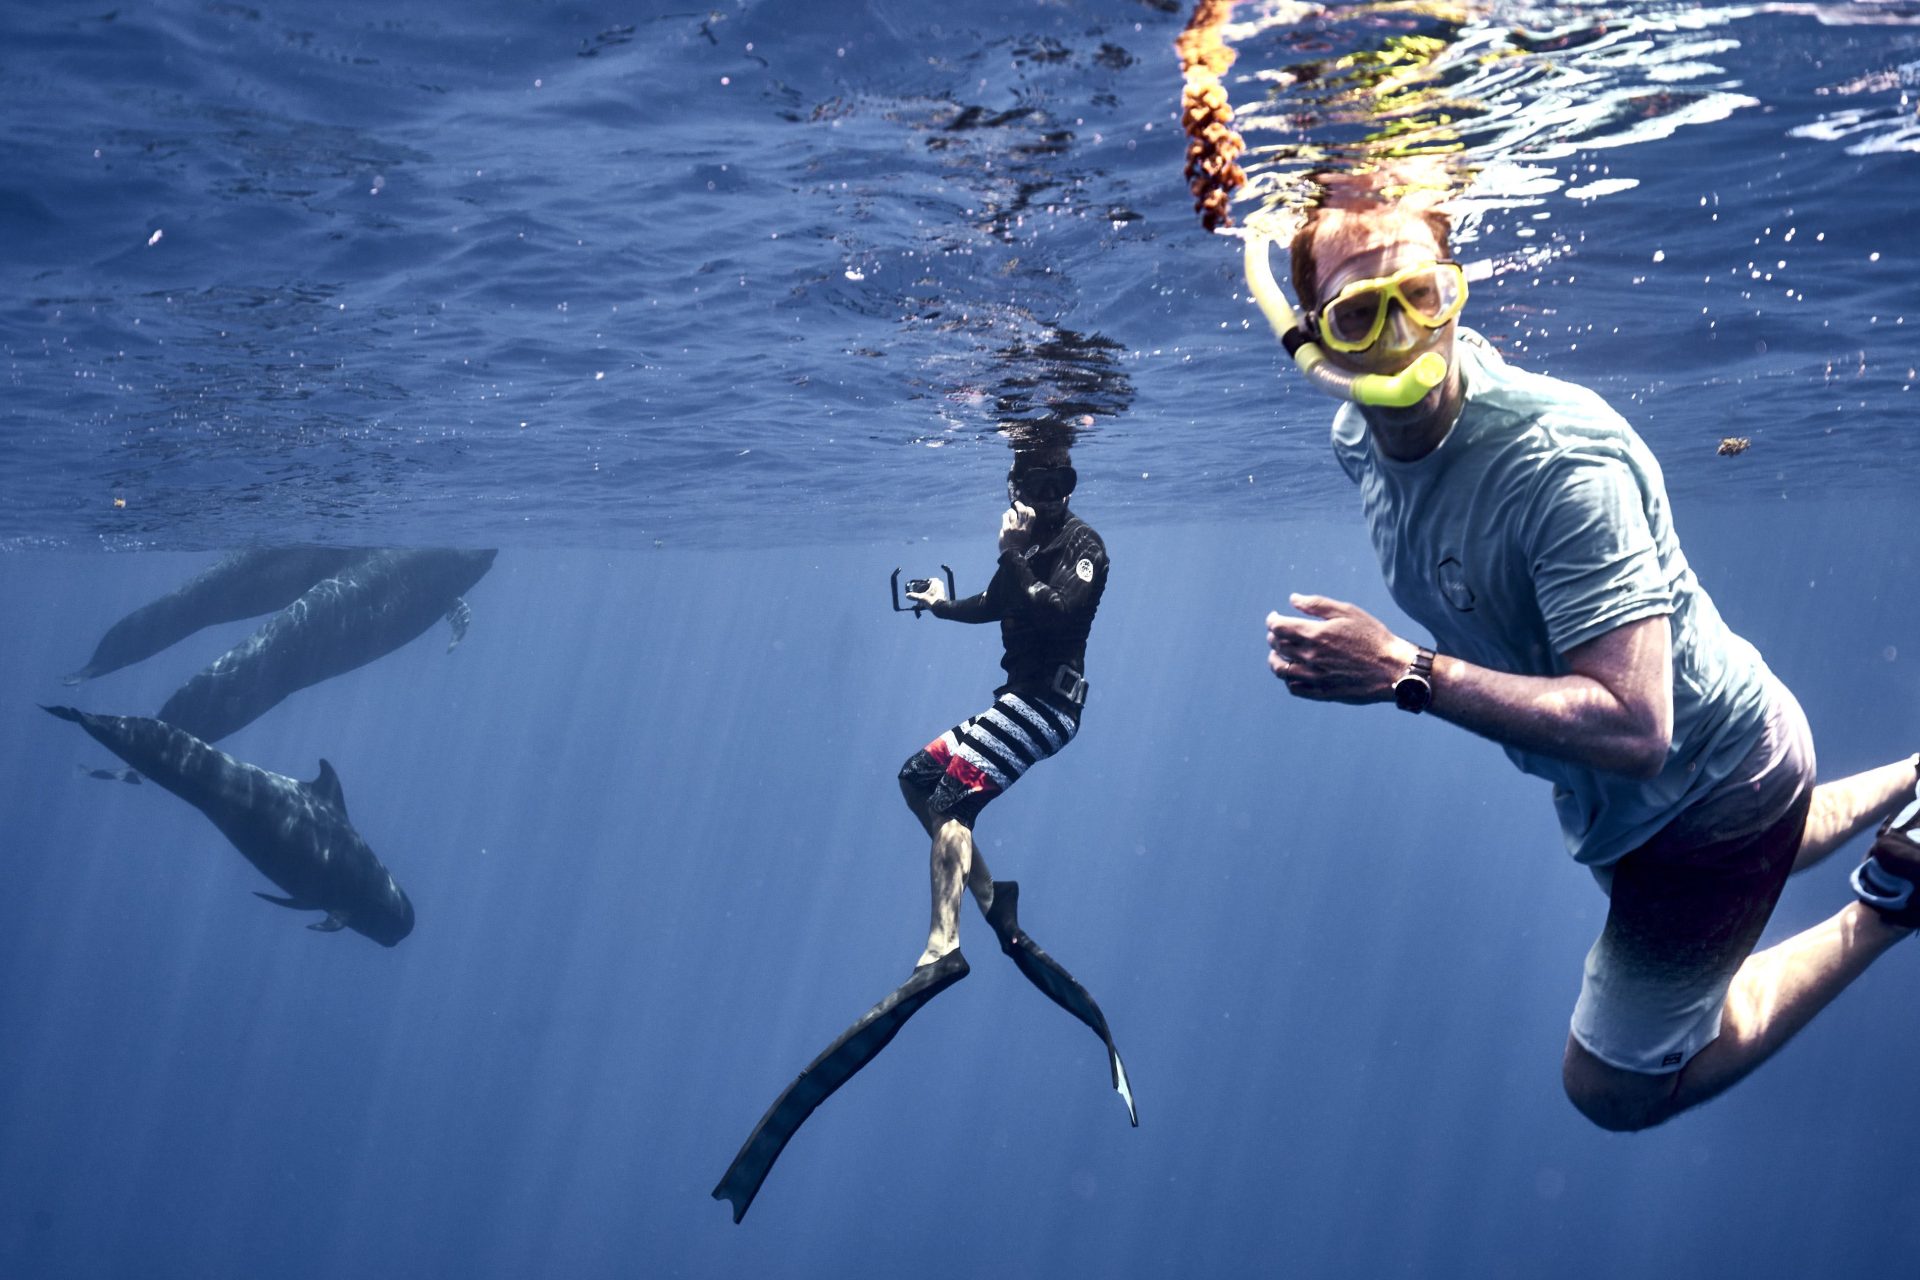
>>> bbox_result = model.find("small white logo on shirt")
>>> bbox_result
[1075,558,1094,583]
[1437,556,1475,611]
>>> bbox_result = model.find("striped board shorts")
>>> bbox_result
[898,689,1080,826]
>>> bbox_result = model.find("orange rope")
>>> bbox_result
[1176,0,1247,231]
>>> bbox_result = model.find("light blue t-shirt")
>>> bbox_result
[1330,330,1775,866]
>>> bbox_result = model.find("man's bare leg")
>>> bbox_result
[917,817,973,968]
[1564,902,1912,1131]
[965,842,994,915]
[900,777,998,967]
[1795,754,1920,872]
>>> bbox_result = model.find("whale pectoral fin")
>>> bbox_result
[254,892,317,910]
[445,598,472,652]
[308,759,348,815]
[308,913,348,933]
[74,763,142,785]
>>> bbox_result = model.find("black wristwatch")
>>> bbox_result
[1393,646,1436,714]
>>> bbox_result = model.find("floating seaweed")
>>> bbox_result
[1176,0,1248,231]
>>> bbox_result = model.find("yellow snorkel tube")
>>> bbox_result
[1243,233,1449,409]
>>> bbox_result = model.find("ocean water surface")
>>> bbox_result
[3,1,1919,1277]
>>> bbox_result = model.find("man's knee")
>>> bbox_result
[1561,1038,1680,1133]
[898,753,936,815]
[1563,1076,1663,1134]
[898,767,967,843]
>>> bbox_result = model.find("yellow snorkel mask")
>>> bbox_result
[1313,259,1467,353]
[1243,234,1457,408]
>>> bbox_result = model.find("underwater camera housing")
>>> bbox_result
[890,565,957,617]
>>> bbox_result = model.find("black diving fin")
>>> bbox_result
[985,880,1137,1127]
[712,946,970,1223]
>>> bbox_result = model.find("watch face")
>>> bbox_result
[1393,674,1433,713]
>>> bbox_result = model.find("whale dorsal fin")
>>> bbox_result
[255,891,317,910]
[309,759,347,814]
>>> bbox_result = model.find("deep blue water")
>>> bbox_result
[4,513,1918,1278]
[4,1,1920,1277]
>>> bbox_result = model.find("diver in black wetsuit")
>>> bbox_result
[898,444,1107,968]
[712,443,1134,1225]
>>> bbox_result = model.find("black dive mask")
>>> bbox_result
[1008,464,1077,506]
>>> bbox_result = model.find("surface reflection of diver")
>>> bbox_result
[713,445,1134,1225]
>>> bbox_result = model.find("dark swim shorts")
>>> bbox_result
[1569,679,1824,1075]
[898,689,1080,827]
[1570,787,1811,1074]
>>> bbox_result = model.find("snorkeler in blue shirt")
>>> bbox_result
[1258,188,1920,1132]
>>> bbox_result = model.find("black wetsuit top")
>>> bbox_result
[929,512,1108,698]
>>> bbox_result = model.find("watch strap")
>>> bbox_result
[1409,646,1435,682]
[1394,646,1436,713]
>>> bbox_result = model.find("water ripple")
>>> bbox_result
[1,0,1916,547]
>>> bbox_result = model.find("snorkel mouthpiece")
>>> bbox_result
[1300,343,1448,409]
[1242,233,1450,409]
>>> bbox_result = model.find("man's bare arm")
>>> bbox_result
[1427,615,1673,779]
[1266,595,1673,779]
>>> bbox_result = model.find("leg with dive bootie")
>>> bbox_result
[985,880,1138,1126]
[711,948,970,1223]
[1851,763,1920,931]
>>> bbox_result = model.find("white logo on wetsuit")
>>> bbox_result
[1075,558,1094,583]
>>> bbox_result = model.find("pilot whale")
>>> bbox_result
[65,546,362,685]
[42,706,415,946]
[156,548,497,742]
